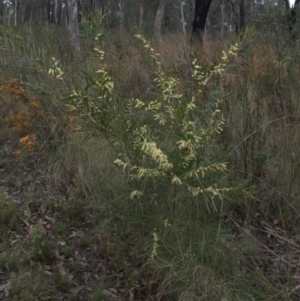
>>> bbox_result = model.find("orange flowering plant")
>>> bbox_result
[1,78,77,159]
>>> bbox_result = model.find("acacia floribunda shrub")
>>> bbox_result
[69,36,240,212]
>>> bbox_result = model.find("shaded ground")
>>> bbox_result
[0,147,115,300]
[1,130,300,301]
[0,138,163,300]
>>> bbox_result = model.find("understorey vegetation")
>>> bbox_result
[1,18,300,301]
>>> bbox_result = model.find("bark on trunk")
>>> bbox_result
[58,0,62,25]
[239,0,245,35]
[139,1,144,29]
[153,0,168,39]
[53,0,62,24]
[119,0,124,31]
[220,0,225,38]
[0,0,3,24]
[92,0,102,11]
[20,3,24,23]
[13,0,17,27]
[66,0,80,52]
[285,0,300,40]
[192,0,213,44]
[78,0,82,23]
[47,0,53,23]
[180,0,186,35]
[53,0,58,23]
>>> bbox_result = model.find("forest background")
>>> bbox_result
[1,0,300,300]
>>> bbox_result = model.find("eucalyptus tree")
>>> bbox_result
[240,0,245,33]
[179,0,187,35]
[0,0,4,23]
[153,0,168,39]
[192,0,213,42]
[53,0,63,24]
[12,0,17,26]
[91,0,102,11]
[191,0,249,41]
[284,0,300,38]
[66,0,80,52]
[139,0,144,29]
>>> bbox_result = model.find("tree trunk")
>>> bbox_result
[220,0,225,38]
[153,0,168,39]
[139,1,144,29]
[192,0,213,44]
[165,4,169,29]
[47,0,53,23]
[53,0,62,24]
[53,0,58,23]
[78,0,82,23]
[119,0,124,31]
[92,0,102,11]
[66,0,80,52]
[29,10,32,28]
[239,0,245,35]
[285,0,300,39]
[180,0,186,35]
[0,0,3,24]
[20,4,24,23]
[13,0,17,27]
[58,0,62,25]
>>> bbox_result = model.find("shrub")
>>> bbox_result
[70,36,240,212]
[66,36,255,299]
[1,78,78,159]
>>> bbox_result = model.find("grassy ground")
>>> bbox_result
[1,23,300,300]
